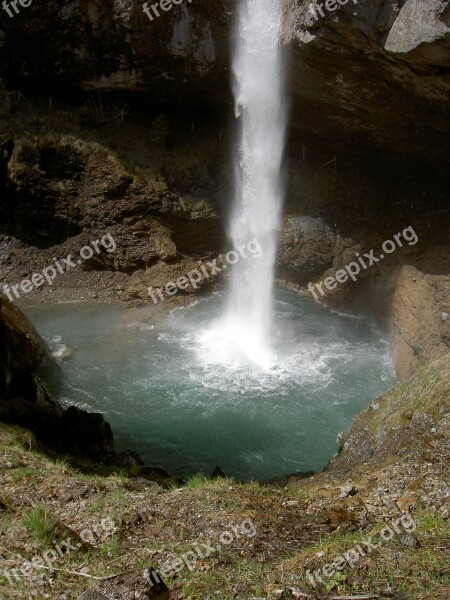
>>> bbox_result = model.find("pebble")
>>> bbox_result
[340,483,358,498]
[399,534,419,548]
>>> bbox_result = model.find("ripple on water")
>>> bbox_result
[25,289,396,480]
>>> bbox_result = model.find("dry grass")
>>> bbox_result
[0,422,448,599]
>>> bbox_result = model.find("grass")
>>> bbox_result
[9,466,39,482]
[0,515,12,533]
[1,478,448,600]
[110,488,127,503]
[88,497,107,513]
[418,514,448,530]
[111,469,129,487]
[269,513,450,599]
[21,504,58,545]
[0,351,448,600]
[373,357,449,429]
[185,474,213,489]
[280,488,316,501]
[53,458,70,474]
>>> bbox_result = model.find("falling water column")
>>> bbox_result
[225,0,287,364]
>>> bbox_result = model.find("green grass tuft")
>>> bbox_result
[22,504,58,545]
[185,474,212,489]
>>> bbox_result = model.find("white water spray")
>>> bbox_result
[227,0,286,355]
[200,0,286,368]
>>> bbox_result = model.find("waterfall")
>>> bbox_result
[200,0,286,369]
[226,0,286,362]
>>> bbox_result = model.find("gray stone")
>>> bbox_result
[135,477,161,487]
[384,0,449,55]
[277,216,336,283]
[399,534,419,548]
[77,591,110,600]
[340,483,358,498]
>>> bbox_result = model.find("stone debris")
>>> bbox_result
[339,483,358,498]
[77,568,170,600]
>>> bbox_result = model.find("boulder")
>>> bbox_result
[277,216,335,283]
[211,465,227,479]
[117,449,145,468]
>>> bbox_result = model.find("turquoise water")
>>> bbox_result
[24,289,396,481]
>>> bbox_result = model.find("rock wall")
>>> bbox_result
[1,133,221,258]
[390,266,450,380]
[328,354,449,479]
[0,0,232,109]
[1,0,449,155]
[285,0,450,155]
[0,0,448,380]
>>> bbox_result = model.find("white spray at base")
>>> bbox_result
[200,0,286,369]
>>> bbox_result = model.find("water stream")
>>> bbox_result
[25,291,395,481]
[20,1,397,482]
[201,0,286,368]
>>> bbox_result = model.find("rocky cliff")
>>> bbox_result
[1,0,449,154]
[285,0,450,155]
[0,0,449,378]
[0,5,449,597]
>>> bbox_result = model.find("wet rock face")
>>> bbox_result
[285,0,450,156]
[0,0,233,109]
[5,140,84,245]
[0,132,221,268]
[277,216,335,283]
[3,136,161,249]
[1,0,449,155]
[0,293,47,399]
[390,265,450,380]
